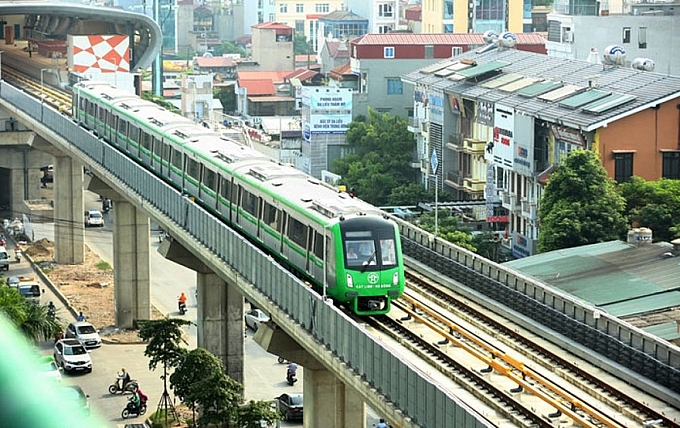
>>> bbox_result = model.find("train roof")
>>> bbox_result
[75,81,139,104]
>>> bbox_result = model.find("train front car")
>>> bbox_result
[334,215,404,315]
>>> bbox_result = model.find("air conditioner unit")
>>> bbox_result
[563,30,574,43]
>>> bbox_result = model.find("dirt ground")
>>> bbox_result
[24,238,162,343]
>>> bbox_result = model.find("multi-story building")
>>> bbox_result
[317,9,368,43]
[251,22,295,71]
[275,0,344,52]
[402,47,680,258]
[421,0,525,34]
[346,0,401,34]
[318,39,350,76]
[349,33,547,119]
[546,0,680,76]
[244,0,277,29]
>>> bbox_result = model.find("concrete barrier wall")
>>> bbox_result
[0,82,494,428]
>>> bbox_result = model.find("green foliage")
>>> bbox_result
[417,210,477,252]
[332,109,416,206]
[294,32,313,55]
[538,149,627,252]
[137,318,193,372]
[215,41,246,58]
[618,176,680,241]
[194,372,244,426]
[95,260,111,270]
[142,92,182,114]
[0,287,62,342]
[169,348,224,421]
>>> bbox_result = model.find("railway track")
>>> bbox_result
[3,67,72,113]
[366,264,678,427]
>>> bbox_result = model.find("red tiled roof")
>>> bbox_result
[284,68,319,81]
[352,33,546,46]
[330,62,352,76]
[238,79,276,96]
[252,21,293,30]
[195,56,236,68]
[405,6,422,21]
[237,70,292,83]
[295,54,318,63]
[325,40,350,59]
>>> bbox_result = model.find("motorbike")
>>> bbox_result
[108,377,139,394]
[121,396,147,419]
[14,249,22,263]
[277,357,289,364]
[178,300,187,315]
[102,199,111,213]
[286,369,297,386]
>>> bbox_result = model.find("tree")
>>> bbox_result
[137,318,193,425]
[618,177,680,242]
[416,210,477,251]
[170,348,225,425]
[294,32,313,55]
[215,41,246,58]
[538,149,627,252]
[0,285,62,342]
[332,109,416,205]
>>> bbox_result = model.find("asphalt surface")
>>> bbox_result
[11,191,382,427]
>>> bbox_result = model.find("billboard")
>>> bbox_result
[68,34,130,74]
[492,104,514,169]
[513,113,534,176]
[301,87,352,135]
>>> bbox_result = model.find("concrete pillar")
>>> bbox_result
[53,155,84,264]
[304,366,366,428]
[112,199,151,328]
[197,273,244,384]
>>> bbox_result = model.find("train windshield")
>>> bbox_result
[343,230,397,269]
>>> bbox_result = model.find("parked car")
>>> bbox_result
[84,209,105,227]
[244,308,270,332]
[65,321,102,348]
[37,355,62,382]
[275,393,303,421]
[7,276,20,288]
[0,246,9,271]
[61,384,91,416]
[53,338,92,374]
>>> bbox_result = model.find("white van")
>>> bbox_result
[18,281,43,303]
[0,246,9,271]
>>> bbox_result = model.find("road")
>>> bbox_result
[17,191,381,427]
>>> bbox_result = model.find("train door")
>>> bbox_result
[256,197,263,240]
[280,212,288,257]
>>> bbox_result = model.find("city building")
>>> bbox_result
[275,0,344,52]
[546,0,680,76]
[194,56,238,80]
[420,0,525,34]
[318,39,350,75]
[402,46,680,259]
[236,70,296,117]
[346,0,401,34]
[182,74,220,122]
[251,22,295,71]
[349,33,547,119]
[404,4,422,33]
[317,9,369,44]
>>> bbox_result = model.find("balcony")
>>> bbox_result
[462,138,486,154]
[463,176,485,193]
[407,117,423,133]
[445,171,464,189]
[445,133,463,150]
[501,191,520,212]
[521,198,538,219]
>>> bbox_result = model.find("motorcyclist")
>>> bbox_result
[178,292,187,313]
[286,362,298,384]
[376,418,389,428]
[178,292,187,305]
[130,390,141,411]
[47,301,56,317]
[118,367,131,390]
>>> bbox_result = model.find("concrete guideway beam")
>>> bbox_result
[53,155,84,264]
[112,199,151,328]
[159,238,245,384]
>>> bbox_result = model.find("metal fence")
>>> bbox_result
[0,82,493,428]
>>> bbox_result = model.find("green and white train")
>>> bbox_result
[72,81,404,315]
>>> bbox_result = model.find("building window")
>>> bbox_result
[386,78,403,95]
[378,25,392,34]
[623,27,630,43]
[452,46,462,56]
[315,3,329,13]
[296,3,303,13]
[384,46,395,58]
[268,13,275,21]
[279,3,287,13]
[379,3,393,17]
[295,20,304,33]
[638,27,647,49]
[663,152,680,179]
[614,153,634,183]
[425,44,434,59]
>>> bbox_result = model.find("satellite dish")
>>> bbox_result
[631,57,655,72]
[497,32,517,49]
[483,30,499,44]
[602,45,627,66]
[202,52,213,58]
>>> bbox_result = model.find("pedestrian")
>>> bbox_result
[27,43,32,58]
[9,116,15,131]
[77,311,85,322]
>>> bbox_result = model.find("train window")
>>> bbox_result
[380,238,397,266]
[346,240,376,267]
[152,137,162,158]
[129,125,140,146]
[117,118,127,135]
[313,231,324,259]
[88,101,95,118]
[288,217,308,248]
[162,143,171,162]
[140,131,152,152]
[171,149,183,169]
[108,112,115,129]
[203,168,216,191]
[98,106,105,120]
[262,202,279,229]
[219,177,231,200]
[187,158,200,181]
[242,190,258,216]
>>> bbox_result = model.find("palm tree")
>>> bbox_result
[0,285,62,342]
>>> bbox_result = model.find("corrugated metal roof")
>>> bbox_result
[238,79,276,96]
[454,60,509,78]
[354,33,546,46]
[402,48,680,130]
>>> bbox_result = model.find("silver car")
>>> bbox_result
[53,339,92,374]
[244,309,270,332]
[65,321,102,348]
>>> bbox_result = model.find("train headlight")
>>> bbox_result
[346,274,354,288]
[392,272,399,286]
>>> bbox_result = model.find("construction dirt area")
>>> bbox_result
[24,238,162,343]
